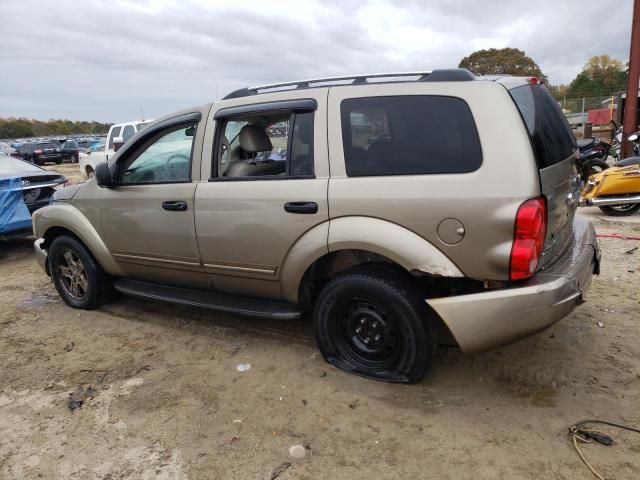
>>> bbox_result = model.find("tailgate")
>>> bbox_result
[509,84,580,269]
[538,157,581,268]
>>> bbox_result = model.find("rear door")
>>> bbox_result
[509,84,580,268]
[195,92,329,300]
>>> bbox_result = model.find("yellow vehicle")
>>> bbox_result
[581,160,640,216]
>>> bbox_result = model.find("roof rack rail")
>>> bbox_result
[222,68,476,100]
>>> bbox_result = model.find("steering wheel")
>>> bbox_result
[165,153,190,180]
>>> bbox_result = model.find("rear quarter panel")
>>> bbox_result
[327,81,540,280]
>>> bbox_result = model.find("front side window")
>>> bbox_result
[341,96,482,176]
[119,124,196,185]
[215,111,314,178]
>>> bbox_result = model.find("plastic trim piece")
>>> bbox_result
[214,99,317,119]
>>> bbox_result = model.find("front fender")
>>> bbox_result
[33,203,125,276]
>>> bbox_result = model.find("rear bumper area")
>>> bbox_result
[427,216,600,353]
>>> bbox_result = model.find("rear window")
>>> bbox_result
[37,143,57,149]
[509,85,576,169]
[340,95,482,176]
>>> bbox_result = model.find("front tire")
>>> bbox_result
[49,235,112,309]
[313,266,435,384]
[598,204,640,216]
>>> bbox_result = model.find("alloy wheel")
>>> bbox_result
[57,249,88,299]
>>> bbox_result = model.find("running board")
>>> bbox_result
[113,279,301,320]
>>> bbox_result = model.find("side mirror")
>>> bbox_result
[113,136,125,152]
[95,162,115,187]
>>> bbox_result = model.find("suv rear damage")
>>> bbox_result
[32,69,599,383]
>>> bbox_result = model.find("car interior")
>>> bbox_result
[217,111,314,178]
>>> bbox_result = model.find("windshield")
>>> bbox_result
[0,154,45,177]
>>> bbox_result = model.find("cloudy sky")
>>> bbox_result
[0,0,633,122]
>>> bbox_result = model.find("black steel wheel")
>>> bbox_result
[49,235,113,309]
[599,204,640,216]
[313,265,435,383]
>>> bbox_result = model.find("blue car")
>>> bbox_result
[0,154,67,238]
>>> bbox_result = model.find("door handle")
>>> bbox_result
[284,201,318,214]
[162,200,188,211]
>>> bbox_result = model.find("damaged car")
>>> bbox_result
[31,69,600,383]
[0,154,67,239]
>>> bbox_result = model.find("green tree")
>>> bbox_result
[0,118,112,139]
[458,48,545,78]
[566,55,627,98]
[0,119,34,138]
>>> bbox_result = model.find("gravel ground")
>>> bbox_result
[0,194,639,478]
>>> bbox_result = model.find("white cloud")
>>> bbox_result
[0,0,632,121]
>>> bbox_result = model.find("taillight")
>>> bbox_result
[527,77,539,85]
[509,197,547,281]
[34,149,42,154]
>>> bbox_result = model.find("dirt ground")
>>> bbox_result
[1,168,639,478]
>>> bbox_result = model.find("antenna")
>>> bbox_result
[140,106,144,122]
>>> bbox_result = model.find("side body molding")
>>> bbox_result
[32,203,126,277]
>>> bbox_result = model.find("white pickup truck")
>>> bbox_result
[79,119,153,178]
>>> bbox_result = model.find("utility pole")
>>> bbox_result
[622,0,640,158]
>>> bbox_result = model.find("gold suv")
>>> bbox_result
[32,69,600,383]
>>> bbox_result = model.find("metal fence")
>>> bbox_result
[559,95,619,127]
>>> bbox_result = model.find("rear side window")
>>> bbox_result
[341,96,482,176]
[510,85,576,169]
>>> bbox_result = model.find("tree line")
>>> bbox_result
[458,48,628,100]
[0,118,112,139]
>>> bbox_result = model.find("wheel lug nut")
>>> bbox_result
[360,318,366,324]
[356,327,361,334]
[372,322,377,328]
[374,335,381,342]
[363,338,369,344]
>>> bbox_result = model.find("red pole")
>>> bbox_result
[622,0,640,158]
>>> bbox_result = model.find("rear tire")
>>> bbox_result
[313,265,435,384]
[598,204,640,216]
[49,235,113,309]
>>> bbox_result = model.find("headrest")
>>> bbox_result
[239,125,272,153]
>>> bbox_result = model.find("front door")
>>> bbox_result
[99,117,209,289]
[195,93,330,300]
